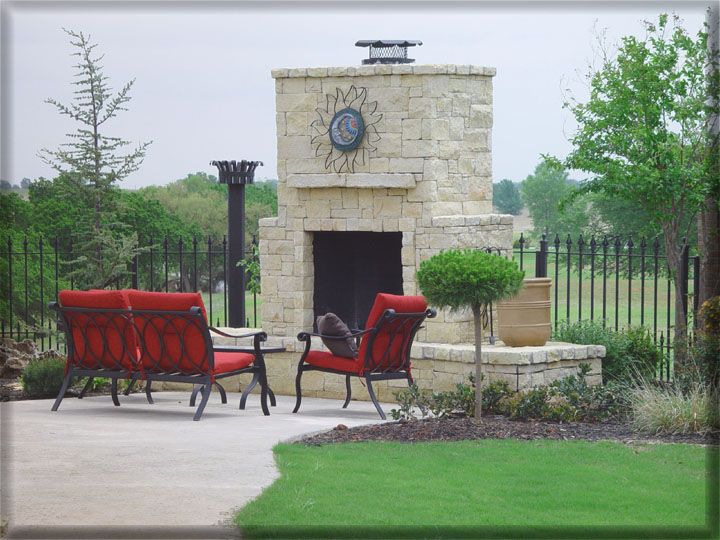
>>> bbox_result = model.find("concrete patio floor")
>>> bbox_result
[1,390,387,537]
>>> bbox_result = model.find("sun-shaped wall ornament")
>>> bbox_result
[311,86,382,173]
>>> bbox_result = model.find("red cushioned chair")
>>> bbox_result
[126,290,275,416]
[52,289,273,421]
[52,289,137,411]
[293,293,436,419]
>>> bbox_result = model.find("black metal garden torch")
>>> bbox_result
[211,159,263,328]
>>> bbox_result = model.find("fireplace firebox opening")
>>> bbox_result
[313,232,403,331]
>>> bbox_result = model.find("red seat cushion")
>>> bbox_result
[58,290,137,372]
[304,350,363,374]
[126,290,210,375]
[357,293,428,373]
[213,351,255,374]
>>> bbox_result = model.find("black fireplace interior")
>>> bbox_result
[313,231,403,331]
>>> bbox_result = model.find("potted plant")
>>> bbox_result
[416,249,524,418]
[496,277,552,347]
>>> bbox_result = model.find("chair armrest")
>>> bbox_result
[297,328,373,342]
[209,327,267,341]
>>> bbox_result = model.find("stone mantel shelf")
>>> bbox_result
[271,64,497,79]
[287,173,416,189]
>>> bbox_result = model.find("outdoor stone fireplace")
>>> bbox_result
[224,62,606,401]
[259,63,513,345]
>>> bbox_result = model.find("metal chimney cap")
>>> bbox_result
[355,40,422,48]
[355,40,422,65]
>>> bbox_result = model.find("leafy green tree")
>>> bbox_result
[38,29,151,289]
[556,14,716,360]
[493,179,523,215]
[416,250,524,418]
[521,161,588,238]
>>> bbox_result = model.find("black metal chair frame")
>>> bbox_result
[293,308,436,419]
[50,303,273,421]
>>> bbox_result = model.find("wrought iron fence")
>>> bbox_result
[1,235,260,352]
[513,233,699,361]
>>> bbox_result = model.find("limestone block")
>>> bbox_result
[277,136,312,159]
[402,118,422,140]
[422,75,450,97]
[469,104,493,128]
[388,157,424,173]
[402,202,423,217]
[369,158,390,173]
[407,180,438,202]
[367,87,409,112]
[463,129,490,152]
[286,174,345,188]
[423,159,449,182]
[285,112,309,136]
[402,139,438,158]
[276,93,316,112]
[282,77,307,94]
[409,97,437,119]
[345,173,416,189]
[376,133,402,158]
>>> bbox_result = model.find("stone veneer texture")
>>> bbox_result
[260,64,513,344]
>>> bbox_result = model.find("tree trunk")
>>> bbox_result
[662,225,688,368]
[472,304,484,419]
[698,198,720,314]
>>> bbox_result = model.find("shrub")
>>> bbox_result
[553,320,660,383]
[627,380,719,434]
[390,377,513,420]
[390,367,626,423]
[416,248,524,418]
[20,357,66,398]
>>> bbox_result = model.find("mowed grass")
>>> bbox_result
[235,440,709,533]
[200,292,262,327]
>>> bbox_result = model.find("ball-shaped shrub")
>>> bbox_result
[20,356,67,398]
[416,249,525,311]
[417,249,524,418]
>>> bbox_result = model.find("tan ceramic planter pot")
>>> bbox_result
[497,278,552,347]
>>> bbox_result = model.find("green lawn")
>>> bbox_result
[201,291,262,327]
[235,440,710,536]
[513,251,686,342]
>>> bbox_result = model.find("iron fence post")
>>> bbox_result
[535,233,548,278]
[679,240,689,329]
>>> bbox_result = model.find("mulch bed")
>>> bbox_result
[300,416,718,446]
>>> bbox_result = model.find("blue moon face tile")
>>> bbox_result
[329,108,365,152]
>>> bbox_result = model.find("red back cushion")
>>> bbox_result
[58,290,136,371]
[357,293,428,372]
[126,291,210,375]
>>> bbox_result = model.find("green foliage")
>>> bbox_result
[238,243,261,294]
[553,320,660,383]
[20,357,67,398]
[38,29,151,290]
[492,179,523,215]
[416,249,525,311]
[520,161,588,238]
[138,173,277,246]
[627,380,719,434]
[389,377,513,421]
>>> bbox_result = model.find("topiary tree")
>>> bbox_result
[416,249,524,418]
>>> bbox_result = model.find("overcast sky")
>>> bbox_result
[1,1,709,188]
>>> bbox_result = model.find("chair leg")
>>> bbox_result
[365,376,385,420]
[78,377,94,399]
[190,384,202,407]
[110,378,121,407]
[193,383,212,421]
[145,380,154,405]
[51,371,73,411]
[268,386,277,407]
[123,378,137,396]
[215,382,227,404]
[239,373,259,410]
[342,374,352,408]
[259,373,270,416]
[292,367,304,413]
